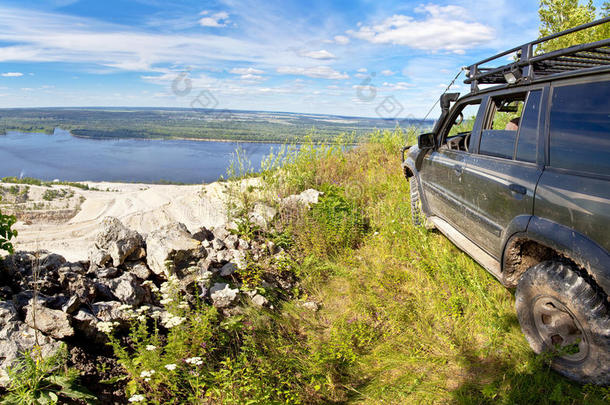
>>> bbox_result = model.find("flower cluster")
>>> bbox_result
[162,314,186,329]
[128,394,146,403]
[140,369,155,382]
[185,357,203,366]
[96,321,119,334]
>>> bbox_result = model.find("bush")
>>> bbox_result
[0,200,17,254]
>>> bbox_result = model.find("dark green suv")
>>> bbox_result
[402,19,610,385]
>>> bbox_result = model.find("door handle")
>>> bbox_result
[453,164,463,176]
[508,184,527,195]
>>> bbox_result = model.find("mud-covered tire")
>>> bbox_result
[516,261,610,385]
[409,176,425,227]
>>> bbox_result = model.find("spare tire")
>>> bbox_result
[516,261,610,385]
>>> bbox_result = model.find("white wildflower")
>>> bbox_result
[164,364,177,371]
[118,304,132,311]
[140,369,155,378]
[145,345,156,351]
[159,298,173,305]
[128,394,146,402]
[136,306,150,313]
[185,357,203,366]
[96,321,115,334]
[162,315,186,328]
[178,302,189,309]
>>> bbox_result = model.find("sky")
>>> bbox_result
[0,0,606,118]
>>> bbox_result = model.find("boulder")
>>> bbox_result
[249,203,277,229]
[62,295,81,314]
[24,303,74,339]
[89,217,145,268]
[220,262,237,277]
[91,301,130,323]
[192,227,214,242]
[0,302,60,386]
[210,284,239,308]
[251,294,268,307]
[100,273,145,306]
[124,261,151,280]
[281,189,323,212]
[146,222,204,277]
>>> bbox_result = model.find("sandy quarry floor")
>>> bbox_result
[2,179,256,262]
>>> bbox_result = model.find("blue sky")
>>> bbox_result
[0,0,606,118]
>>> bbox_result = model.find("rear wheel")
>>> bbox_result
[516,261,610,384]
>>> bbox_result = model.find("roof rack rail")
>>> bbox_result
[464,17,610,93]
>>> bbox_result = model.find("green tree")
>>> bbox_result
[0,197,17,254]
[537,0,609,53]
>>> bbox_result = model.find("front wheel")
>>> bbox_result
[409,176,428,228]
[515,261,610,385]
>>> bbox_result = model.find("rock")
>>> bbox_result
[281,189,323,212]
[0,302,60,386]
[59,271,97,302]
[101,273,145,306]
[146,222,204,277]
[72,309,100,341]
[216,249,232,264]
[192,227,214,242]
[220,262,237,277]
[224,234,239,249]
[202,239,211,248]
[212,238,226,251]
[238,238,249,250]
[230,250,247,270]
[249,203,277,229]
[251,294,268,307]
[302,301,319,311]
[96,267,120,279]
[124,261,151,280]
[24,303,74,339]
[212,226,230,241]
[89,217,145,268]
[210,284,239,308]
[197,258,212,272]
[126,247,146,262]
[62,296,81,314]
[91,301,129,323]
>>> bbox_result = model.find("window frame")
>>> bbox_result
[437,96,485,153]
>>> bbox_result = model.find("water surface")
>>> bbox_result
[0,129,287,183]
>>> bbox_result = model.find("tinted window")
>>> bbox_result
[515,90,542,163]
[479,130,517,159]
[550,81,610,174]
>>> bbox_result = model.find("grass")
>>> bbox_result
[12,128,607,403]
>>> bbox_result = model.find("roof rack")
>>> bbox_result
[464,17,610,93]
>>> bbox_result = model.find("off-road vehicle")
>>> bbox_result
[402,18,610,385]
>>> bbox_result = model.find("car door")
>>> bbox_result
[457,86,547,259]
[419,98,485,235]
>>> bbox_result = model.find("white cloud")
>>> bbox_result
[381,69,395,76]
[301,49,336,60]
[199,11,230,27]
[1,72,23,77]
[355,73,368,79]
[239,73,264,81]
[347,5,494,53]
[277,66,348,80]
[334,35,350,45]
[357,68,367,73]
[230,67,264,75]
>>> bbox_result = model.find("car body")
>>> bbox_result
[402,18,610,384]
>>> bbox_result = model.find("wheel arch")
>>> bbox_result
[501,216,610,297]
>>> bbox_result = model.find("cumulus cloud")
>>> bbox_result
[1,72,23,77]
[239,73,265,81]
[229,67,264,75]
[381,70,395,76]
[301,49,335,60]
[333,35,349,45]
[277,66,348,80]
[199,11,230,27]
[347,4,494,53]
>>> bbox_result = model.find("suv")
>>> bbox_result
[402,18,610,385]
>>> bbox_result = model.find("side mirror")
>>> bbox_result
[418,132,435,150]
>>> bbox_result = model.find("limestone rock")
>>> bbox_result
[145,222,204,277]
[24,303,74,339]
[210,284,239,308]
[89,217,145,268]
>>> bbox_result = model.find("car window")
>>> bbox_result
[515,90,542,163]
[549,80,610,175]
[440,100,481,152]
[479,93,526,159]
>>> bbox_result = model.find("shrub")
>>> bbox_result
[0,200,17,254]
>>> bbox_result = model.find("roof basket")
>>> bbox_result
[464,17,610,93]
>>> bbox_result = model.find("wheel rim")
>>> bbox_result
[532,296,588,362]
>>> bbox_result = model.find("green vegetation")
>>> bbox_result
[0,108,418,143]
[538,0,610,53]
[0,198,17,254]
[1,345,95,405]
[1,177,93,190]
[100,130,609,403]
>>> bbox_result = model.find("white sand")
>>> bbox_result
[9,179,254,262]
